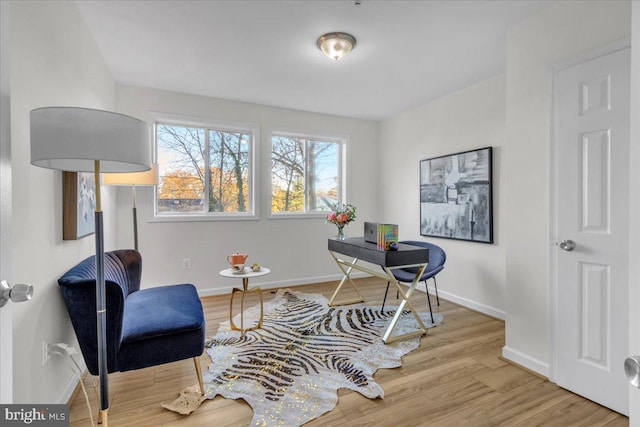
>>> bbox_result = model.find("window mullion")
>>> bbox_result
[203,128,210,213]
[303,138,309,213]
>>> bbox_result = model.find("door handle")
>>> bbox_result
[559,240,576,251]
[0,280,33,308]
[625,356,640,388]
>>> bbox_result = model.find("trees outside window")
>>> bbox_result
[271,133,343,214]
[156,121,254,216]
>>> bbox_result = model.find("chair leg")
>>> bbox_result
[194,356,204,396]
[434,277,440,306]
[382,281,391,312]
[425,280,434,324]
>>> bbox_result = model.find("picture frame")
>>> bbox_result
[419,146,493,243]
[63,171,96,240]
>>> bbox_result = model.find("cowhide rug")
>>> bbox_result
[196,289,442,426]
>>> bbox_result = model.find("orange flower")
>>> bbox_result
[325,203,357,228]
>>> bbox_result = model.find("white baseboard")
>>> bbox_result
[59,357,87,405]
[421,284,505,320]
[502,346,549,378]
[197,272,368,297]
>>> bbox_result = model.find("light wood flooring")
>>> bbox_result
[68,278,629,426]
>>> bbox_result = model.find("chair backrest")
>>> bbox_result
[400,240,446,273]
[58,249,142,374]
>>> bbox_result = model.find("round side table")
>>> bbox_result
[219,267,270,334]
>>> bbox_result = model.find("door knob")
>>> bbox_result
[559,240,576,251]
[0,280,33,308]
[625,356,640,388]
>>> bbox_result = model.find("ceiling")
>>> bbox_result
[76,0,552,121]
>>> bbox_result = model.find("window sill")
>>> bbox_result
[268,212,328,220]
[150,213,259,223]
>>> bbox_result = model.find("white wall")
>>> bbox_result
[503,0,631,374]
[379,75,507,318]
[9,1,118,403]
[628,2,640,421]
[115,85,379,294]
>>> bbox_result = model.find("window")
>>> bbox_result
[155,118,256,218]
[271,133,344,215]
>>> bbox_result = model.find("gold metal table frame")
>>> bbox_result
[328,238,429,344]
[219,267,270,334]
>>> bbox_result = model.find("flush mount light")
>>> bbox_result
[317,32,357,61]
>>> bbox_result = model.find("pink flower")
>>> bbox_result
[327,212,336,221]
[336,213,348,224]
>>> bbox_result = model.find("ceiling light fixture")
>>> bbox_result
[317,32,357,61]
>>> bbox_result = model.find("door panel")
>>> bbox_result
[556,48,630,415]
[0,0,12,404]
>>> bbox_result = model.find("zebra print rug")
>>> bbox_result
[202,289,442,427]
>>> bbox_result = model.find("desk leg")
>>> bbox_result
[328,252,365,306]
[381,265,429,344]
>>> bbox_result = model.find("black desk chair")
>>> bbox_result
[382,241,446,323]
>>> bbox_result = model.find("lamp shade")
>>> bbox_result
[30,107,150,173]
[103,163,159,186]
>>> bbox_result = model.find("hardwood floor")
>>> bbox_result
[67,278,629,426]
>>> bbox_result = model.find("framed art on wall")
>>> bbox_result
[63,171,96,240]
[419,146,493,243]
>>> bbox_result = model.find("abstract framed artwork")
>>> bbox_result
[419,146,493,243]
[63,171,96,240]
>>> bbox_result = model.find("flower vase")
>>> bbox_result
[336,226,345,241]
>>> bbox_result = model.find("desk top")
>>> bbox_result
[328,237,428,267]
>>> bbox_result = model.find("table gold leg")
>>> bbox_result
[229,287,244,331]
[255,286,264,328]
[381,265,429,344]
[328,252,365,306]
[229,280,263,333]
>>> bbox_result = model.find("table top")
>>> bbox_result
[219,267,271,278]
[328,237,429,267]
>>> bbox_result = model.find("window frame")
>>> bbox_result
[269,130,347,219]
[150,112,260,222]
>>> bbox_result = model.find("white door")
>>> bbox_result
[556,48,630,415]
[0,0,12,404]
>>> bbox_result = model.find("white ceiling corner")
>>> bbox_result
[75,0,552,121]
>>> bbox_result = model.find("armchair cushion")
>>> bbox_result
[122,284,203,342]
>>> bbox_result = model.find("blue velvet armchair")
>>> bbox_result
[58,249,205,394]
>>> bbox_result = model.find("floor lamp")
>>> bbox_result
[103,164,159,251]
[30,107,150,426]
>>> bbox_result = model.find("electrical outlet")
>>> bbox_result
[182,258,191,269]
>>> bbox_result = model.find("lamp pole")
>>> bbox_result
[132,186,138,251]
[94,160,109,425]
